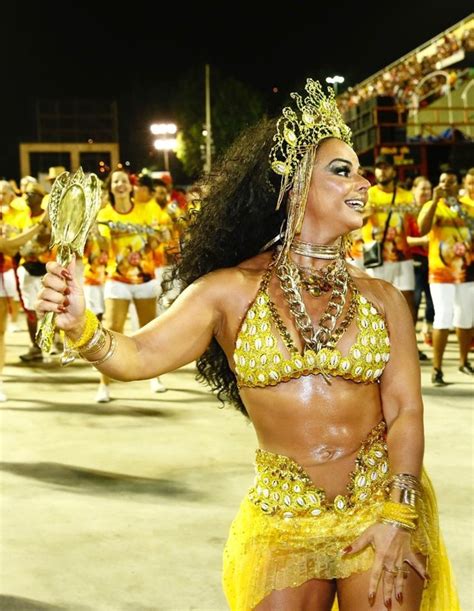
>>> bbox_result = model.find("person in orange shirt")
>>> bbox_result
[418,169,473,385]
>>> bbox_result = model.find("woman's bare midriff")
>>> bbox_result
[241,376,383,502]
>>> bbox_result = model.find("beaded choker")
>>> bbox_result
[290,238,342,260]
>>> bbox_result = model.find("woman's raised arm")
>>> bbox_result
[36,260,225,381]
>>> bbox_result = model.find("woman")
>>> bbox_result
[94,169,167,402]
[36,80,458,610]
[1,200,48,402]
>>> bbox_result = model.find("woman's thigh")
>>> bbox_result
[336,562,424,611]
[254,578,336,611]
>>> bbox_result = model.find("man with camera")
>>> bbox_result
[418,168,474,386]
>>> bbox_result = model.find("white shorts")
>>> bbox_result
[365,260,415,291]
[0,269,20,300]
[84,284,105,315]
[17,266,43,310]
[104,279,159,301]
[430,282,474,329]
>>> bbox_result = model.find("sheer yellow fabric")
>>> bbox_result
[222,425,460,610]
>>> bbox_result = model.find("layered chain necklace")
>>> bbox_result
[275,242,357,353]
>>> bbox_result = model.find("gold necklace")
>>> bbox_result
[276,255,350,352]
[294,259,339,296]
[290,237,342,260]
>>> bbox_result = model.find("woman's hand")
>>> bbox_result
[36,259,86,336]
[343,522,428,607]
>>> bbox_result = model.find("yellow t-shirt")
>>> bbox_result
[83,228,108,286]
[421,196,474,284]
[361,186,415,262]
[145,201,174,268]
[1,205,31,271]
[97,203,157,284]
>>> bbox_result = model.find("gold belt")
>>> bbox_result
[248,421,389,518]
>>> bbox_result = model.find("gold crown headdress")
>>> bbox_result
[264,78,352,259]
[270,78,352,210]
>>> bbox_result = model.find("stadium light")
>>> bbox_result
[150,123,178,171]
[325,75,345,95]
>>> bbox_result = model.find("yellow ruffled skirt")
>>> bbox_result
[223,422,459,610]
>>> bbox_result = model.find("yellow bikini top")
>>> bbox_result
[233,262,390,388]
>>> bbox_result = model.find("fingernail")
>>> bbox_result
[385,599,392,609]
[57,305,67,313]
[342,545,352,554]
[368,593,375,606]
[61,270,72,280]
[63,298,70,307]
[63,287,71,295]
[396,592,403,604]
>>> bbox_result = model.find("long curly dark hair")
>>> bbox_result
[174,117,288,417]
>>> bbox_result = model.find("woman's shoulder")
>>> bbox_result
[348,263,406,317]
[189,251,273,305]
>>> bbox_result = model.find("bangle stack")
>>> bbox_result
[63,309,117,367]
[390,473,422,507]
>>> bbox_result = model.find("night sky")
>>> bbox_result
[2,1,472,179]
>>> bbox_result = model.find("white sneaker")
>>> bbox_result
[0,383,6,402]
[150,377,167,393]
[95,384,110,403]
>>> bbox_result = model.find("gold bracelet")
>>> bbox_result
[65,310,100,350]
[391,473,422,492]
[78,326,108,357]
[89,330,117,367]
[381,518,416,532]
[380,501,418,531]
[391,486,418,507]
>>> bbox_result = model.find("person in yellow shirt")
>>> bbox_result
[17,183,56,361]
[0,180,31,334]
[418,169,473,386]
[1,182,47,401]
[95,169,167,402]
[361,155,416,323]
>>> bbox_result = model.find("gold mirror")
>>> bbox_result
[36,168,102,358]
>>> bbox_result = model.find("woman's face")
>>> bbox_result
[303,138,370,241]
[412,179,432,205]
[464,174,474,199]
[110,171,132,198]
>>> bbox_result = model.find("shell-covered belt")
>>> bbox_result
[248,421,389,518]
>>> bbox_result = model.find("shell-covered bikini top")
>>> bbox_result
[233,260,390,388]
